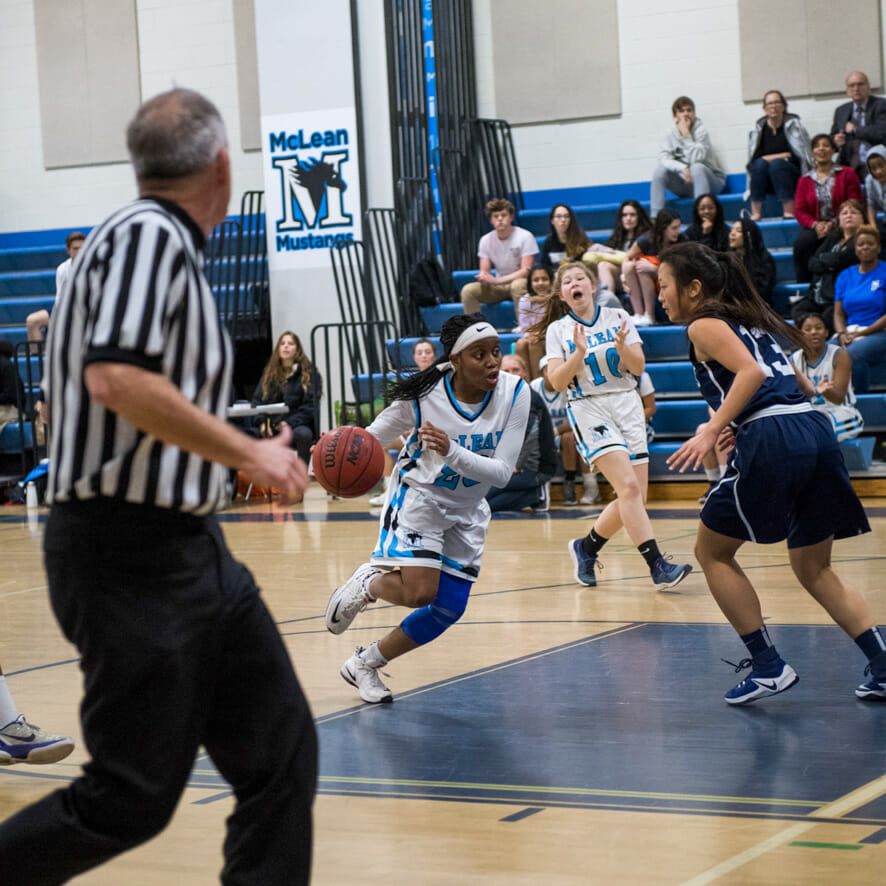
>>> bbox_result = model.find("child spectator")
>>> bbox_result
[540,204,590,270]
[728,218,777,306]
[684,194,730,251]
[515,266,553,380]
[622,209,686,325]
[460,198,538,315]
[863,145,886,239]
[650,96,726,217]
[791,312,863,441]
[26,231,85,349]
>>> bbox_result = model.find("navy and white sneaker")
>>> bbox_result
[856,665,886,701]
[325,564,380,634]
[0,715,75,765]
[723,657,799,705]
[568,538,600,587]
[650,555,692,590]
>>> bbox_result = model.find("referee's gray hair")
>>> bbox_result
[126,88,228,182]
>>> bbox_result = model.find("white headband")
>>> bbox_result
[437,322,499,372]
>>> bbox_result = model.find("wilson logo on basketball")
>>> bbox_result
[346,435,364,465]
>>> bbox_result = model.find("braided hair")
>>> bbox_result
[659,242,805,351]
[387,313,491,402]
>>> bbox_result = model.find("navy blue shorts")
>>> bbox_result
[701,410,870,548]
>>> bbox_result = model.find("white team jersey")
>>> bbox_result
[790,343,857,410]
[366,370,530,508]
[545,306,642,400]
[530,376,568,430]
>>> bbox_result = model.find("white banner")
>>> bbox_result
[261,107,362,269]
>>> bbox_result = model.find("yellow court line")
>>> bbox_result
[680,773,886,885]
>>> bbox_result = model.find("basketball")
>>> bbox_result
[312,426,385,497]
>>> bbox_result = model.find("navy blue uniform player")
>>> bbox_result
[658,242,886,705]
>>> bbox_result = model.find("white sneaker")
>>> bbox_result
[325,564,380,635]
[0,715,75,765]
[368,492,386,507]
[579,475,600,505]
[632,314,653,326]
[340,646,393,703]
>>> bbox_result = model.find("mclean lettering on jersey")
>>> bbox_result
[455,431,504,452]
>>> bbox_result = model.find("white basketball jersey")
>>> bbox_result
[790,343,857,409]
[530,376,568,430]
[367,370,529,508]
[545,306,641,400]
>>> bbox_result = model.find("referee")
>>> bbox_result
[0,90,317,884]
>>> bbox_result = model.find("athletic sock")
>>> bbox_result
[360,641,388,669]
[741,626,781,671]
[564,469,577,482]
[638,539,662,568]
[582,528,608,558]
[854,627,886,680]
[704,468,720,483]
[0,677,21,729]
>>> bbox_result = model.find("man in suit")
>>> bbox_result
[831,71,886,178]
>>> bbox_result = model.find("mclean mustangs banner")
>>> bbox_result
[261,107,362,269]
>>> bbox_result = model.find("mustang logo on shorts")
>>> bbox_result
[405,530,424,548]
[591,424,610,441]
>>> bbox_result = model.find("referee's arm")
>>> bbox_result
[85,361,308,495]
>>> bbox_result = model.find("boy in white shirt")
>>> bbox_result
[461,198,538,314]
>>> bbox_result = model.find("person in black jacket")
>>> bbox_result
[684,194,730,251]
[727,217,777,307]
[252,331,321,463]
[0,342,23,433]
[486,354,556,512]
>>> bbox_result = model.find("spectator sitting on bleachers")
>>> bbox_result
[863,145,886,239]
[532,355,599,506]
[792,199,864,327]
[650,96,726,217]
[791,312,863,441]
[622,209,686,325]
[26,231,85,350]
[728,217,777,306]
[793,133,862,284]
[0,341,22,434]
[515,266,552,380]
[746,90,812,220]
[833,224,886,393]
[486,354,557,513]
[460,197,538,315]
[831,71,886,181]
[251,330,321,465]
[369,339,437,507]
[595,200,652,302]
[684,194,730,251]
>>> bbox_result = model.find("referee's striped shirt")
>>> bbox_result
[44,197,233,515]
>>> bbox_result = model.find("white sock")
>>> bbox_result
[705,468,720,482]
[360,641,388,668]
[0,677,21,728]
[582,473,598,493]
[719,464,727,477]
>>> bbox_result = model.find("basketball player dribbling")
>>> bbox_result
[323,313,530,704]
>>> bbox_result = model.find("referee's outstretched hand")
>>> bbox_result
[244,423,309,498]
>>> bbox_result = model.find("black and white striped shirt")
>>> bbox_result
[45,197,233,515]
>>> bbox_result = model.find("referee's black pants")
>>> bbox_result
[0,499,317,885]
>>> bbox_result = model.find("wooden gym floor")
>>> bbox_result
[2,485,885,884]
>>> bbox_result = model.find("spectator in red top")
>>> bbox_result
[793,133,862,284]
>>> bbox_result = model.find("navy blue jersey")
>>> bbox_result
[689,320,808,426]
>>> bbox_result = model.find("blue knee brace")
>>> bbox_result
[400,573,472,646]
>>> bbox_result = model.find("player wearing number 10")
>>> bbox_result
[534,261,692,590]
[323,314,530,704]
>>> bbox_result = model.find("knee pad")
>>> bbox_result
[400,573,472,646]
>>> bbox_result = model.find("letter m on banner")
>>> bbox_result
[271,150,352,232]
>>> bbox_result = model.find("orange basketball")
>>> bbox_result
[312,426,385,497]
